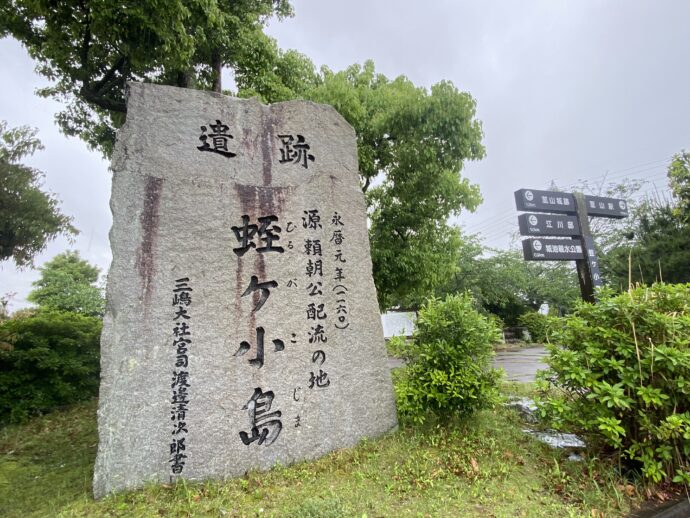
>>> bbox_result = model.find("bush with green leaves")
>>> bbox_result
[485,312,505,335]
[0,310,102,423]
[386,335,409,358]
[536,284,690,485]
[394,293,502,424]
[28,251,105,317]
[517,311,556,343]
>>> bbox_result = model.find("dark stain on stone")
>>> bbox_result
[255,253,267,287]
[234,184,292,219]
[232,184,293,318]
[241,127,259,160]
[136,175,163,307]
[260,114,274,186]
[235,250,244,312]
[260,106,286,187]
[249,254,267,333]
[233,104,290,340]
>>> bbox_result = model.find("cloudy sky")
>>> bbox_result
[2,1,689,311]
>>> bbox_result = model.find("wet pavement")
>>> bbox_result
[388,345,548,383]
[492,345,548,383]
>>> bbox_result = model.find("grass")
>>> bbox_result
[0,389,645,518]
[0,400,97,516]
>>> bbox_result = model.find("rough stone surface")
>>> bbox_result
[524,430,586,449]
[93,83,397,498]
[505,396,538,423]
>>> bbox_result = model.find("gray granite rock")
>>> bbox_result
[523,430,586,449]
[93,83,397,498]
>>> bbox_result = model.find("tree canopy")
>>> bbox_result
[0,308,102,423]
[0,121,76,267]
[3,3,486,309]
[598,154,690,288]
[600,200,690,288]
[667,150,690,222]
[27,251,104,317]
[439,241,580,324]
[239,58,485,309]
[603,204,690,287]
[0,0,292,156]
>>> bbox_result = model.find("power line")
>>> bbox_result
[478,182,675,246]
[463,164,672,234]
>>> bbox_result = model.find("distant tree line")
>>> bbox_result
[0,251,103,423]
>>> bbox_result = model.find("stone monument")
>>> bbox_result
[93,83,397,498]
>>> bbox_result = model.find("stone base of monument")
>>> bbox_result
[93,83,397,498]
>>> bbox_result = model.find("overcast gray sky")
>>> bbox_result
[2,1,689,311]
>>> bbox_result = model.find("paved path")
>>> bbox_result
[387,357,406,370]
[493,345,548,383]
[388,345,548,384]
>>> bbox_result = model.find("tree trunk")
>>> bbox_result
[176,69,195,89]
[212,48,222,93]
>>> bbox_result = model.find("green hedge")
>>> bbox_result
[517,311,557,343]
[536,284,690,484]
[395,293,502,424]
[0,310,101,423]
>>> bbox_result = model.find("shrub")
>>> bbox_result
[536,284,690,485]
[485,313,505,337]
[517,311,555,343]
[0,310,102,423]
[395,293,502,424]
[386,335,409,358]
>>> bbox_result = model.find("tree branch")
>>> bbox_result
[92,56,127,93]
[362,175,371,193]
[74,0,127,113]
[78,0,91,75]
[392,227,407,243]
[79,86,127,113]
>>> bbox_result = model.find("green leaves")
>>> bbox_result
[517,312,556,343]
[1,0,293,156]
[595,416,626,448]
[441,247,580,325]
[0,310,102,423]
[667,150,690,222]
[599,154,690,287]
[394,293,502,424]
[27,251,104,317]
[303,63,485,309]
[239,58,486,309]
[0,121,77,267]
[537,283,690,485]
[588,381,633,410]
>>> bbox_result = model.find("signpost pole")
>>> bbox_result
[515,187,626,303]
[573,192,596,302]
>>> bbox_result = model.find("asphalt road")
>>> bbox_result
[493,345,548,383]
[388,345,549,384]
